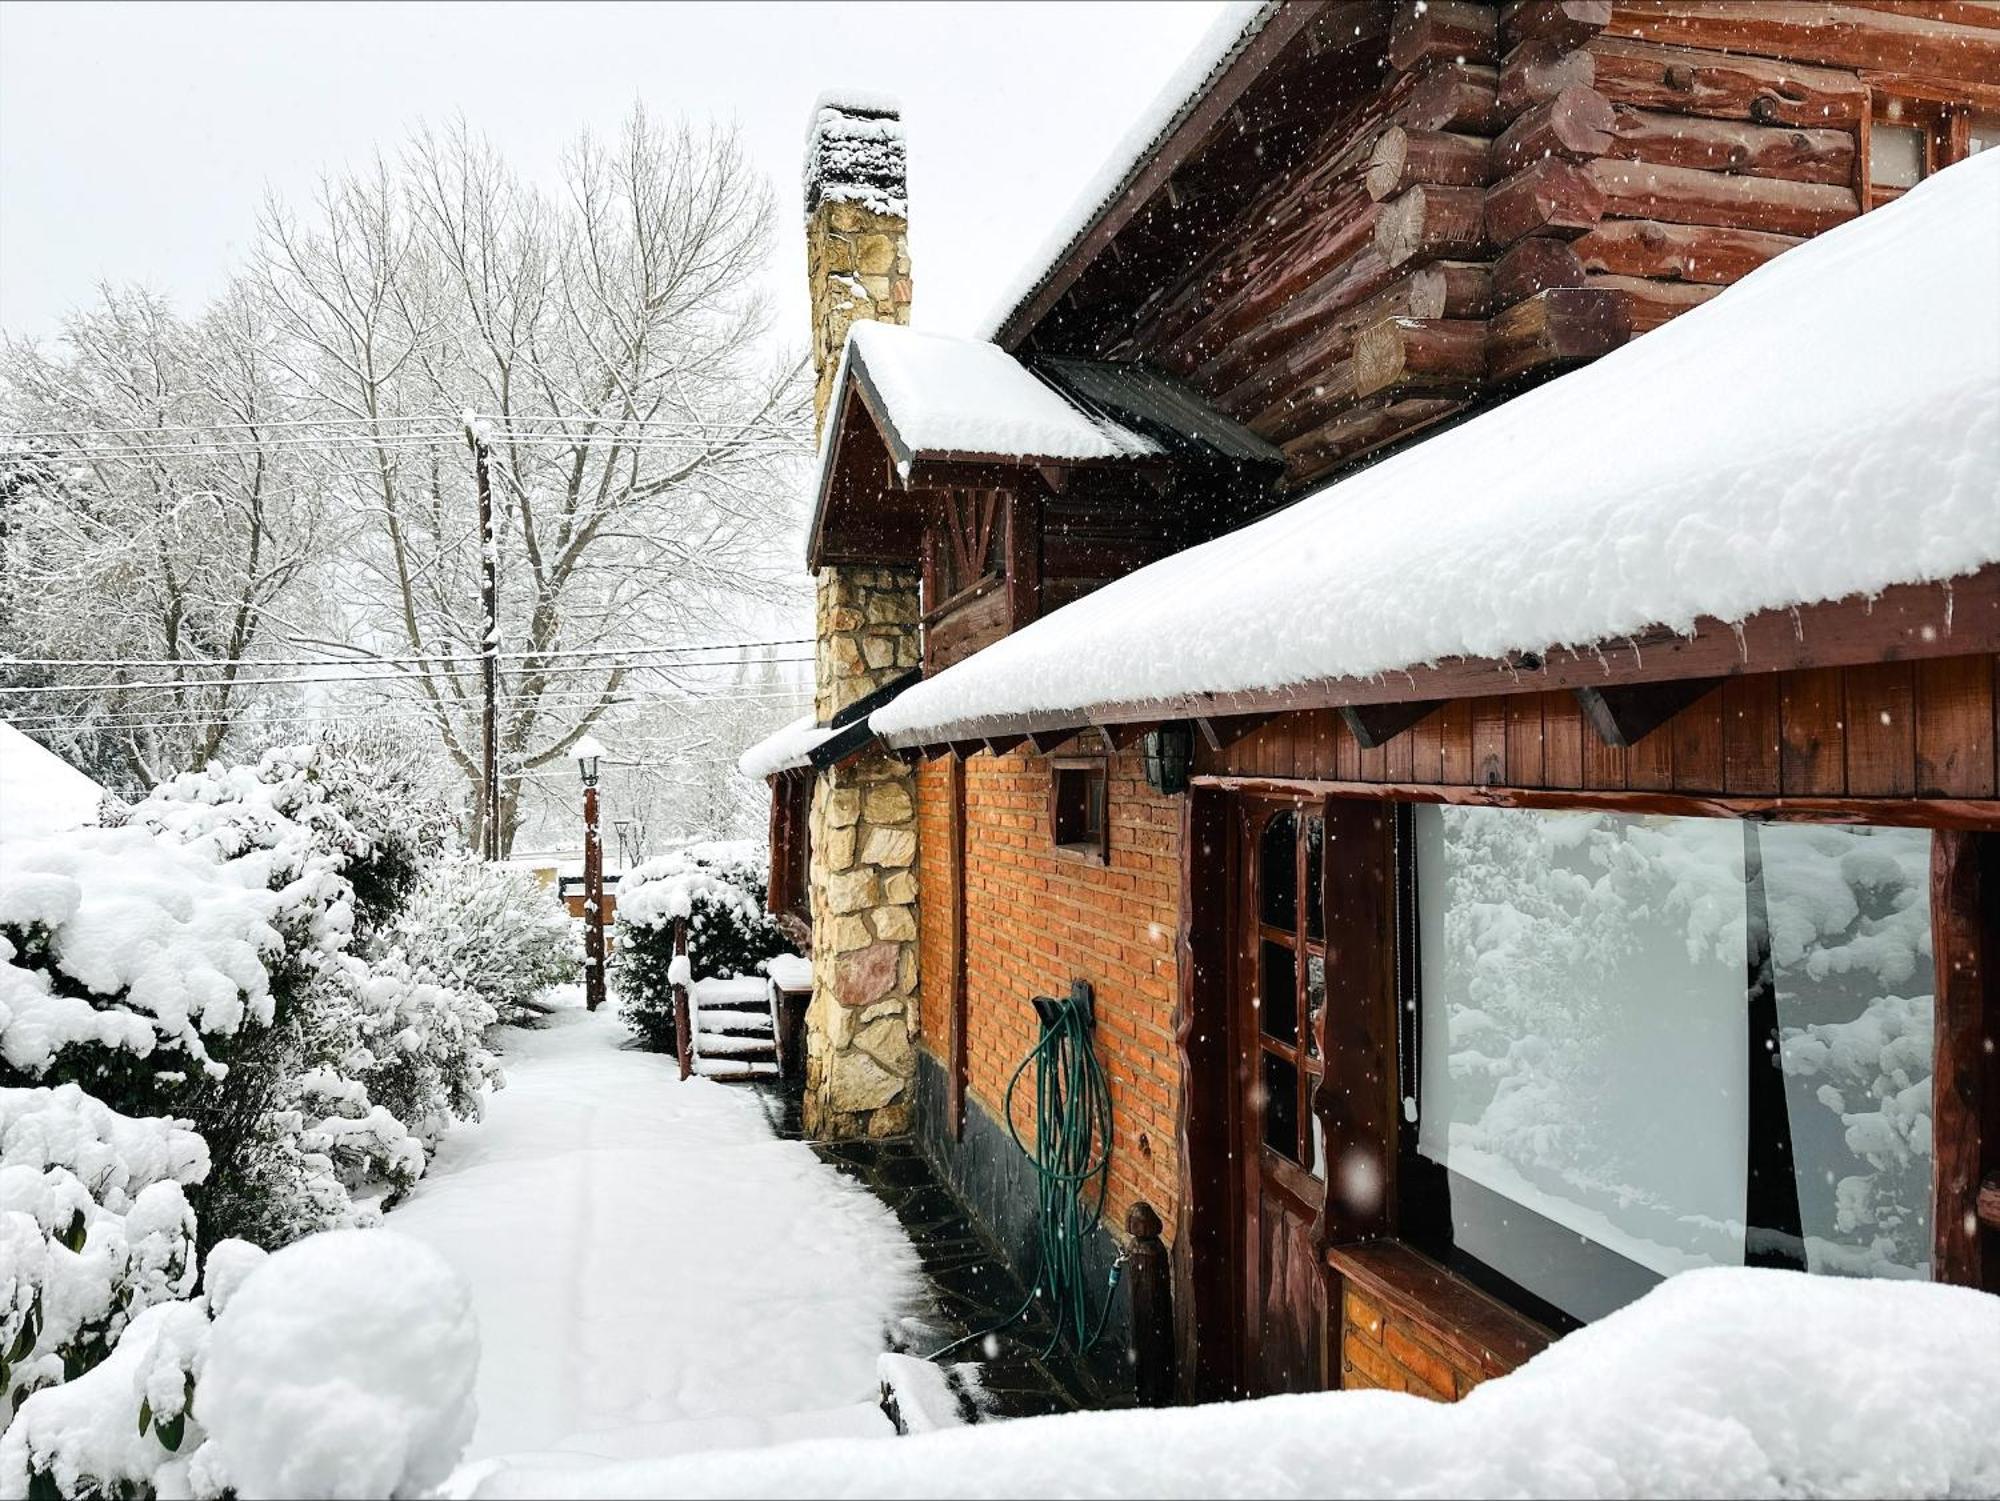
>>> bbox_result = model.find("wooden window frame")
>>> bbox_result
[1049,755,1110,865]
[1862,74,2000,210]
[1248,804,1328,1197]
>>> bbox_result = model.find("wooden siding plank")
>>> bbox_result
[1407,701,1444,784]
[1724,674,1783,794]
[1843,661,1917,796]
[1471,698,1507,787]
[1439,700,1475,785]
[1670,682,1727,793]
[1506,694,1546,787]
[1543,690,1584,788]
[1623,710,1672,789]
[1915,656,1997,797]
[1781,667,1846,796]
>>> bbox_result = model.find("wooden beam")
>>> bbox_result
[1376,183,1489,267]
[1195,712,1275,751]
[1365,127,1492,202]
[983,732,1030,757]
[1586,159,1857,238]
[1501,0,1610,53]
[1354,317,1487,399]
[1192,776,2000,833]
[1490,85,1616,178]
[1498,38,1595,116]
[1492,236,1587,307]
[1484,158,1605,248]
[1587,37,1869,128]
[1575,677,1726,748]
[1599,2,2000,82]
[1028,726,1081,755]
[1486,284,1628,382]
[1390,0,1500,73]
[1098,720,1158,752]
[1340,700,1446,751]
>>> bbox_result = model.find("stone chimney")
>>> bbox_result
[801,93,922,1140]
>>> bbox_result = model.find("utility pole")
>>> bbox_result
[572,737,609,1014]
[465,413,500,862]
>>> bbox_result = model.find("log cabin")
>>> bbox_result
[747,2,2000,1404]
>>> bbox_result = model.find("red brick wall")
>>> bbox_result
[916,748,1184,1237]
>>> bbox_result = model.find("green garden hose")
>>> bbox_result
[929,980,1120,1364]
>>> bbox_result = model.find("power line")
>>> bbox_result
[1,636,810,671]
[0,654,814,697]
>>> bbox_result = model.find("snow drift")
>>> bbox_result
[465,1266,2000,1500]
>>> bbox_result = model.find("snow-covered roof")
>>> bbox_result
[843,322,1159,475]
[737,715,838,781]
[982,1,1277,343]
[0,724,113,845]
[874,152,2000,744]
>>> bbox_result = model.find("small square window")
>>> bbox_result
[1050,759,1109,864]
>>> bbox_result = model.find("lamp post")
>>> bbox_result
[572,735,609,1013]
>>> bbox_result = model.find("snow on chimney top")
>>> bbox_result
[803,92,907,219]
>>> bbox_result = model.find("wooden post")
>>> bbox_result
[1933,830,1996,1290]
[582,780,607,1014]
[1125,1201,1177,1407]
[467,425,500,863]
[672,915,693,1082]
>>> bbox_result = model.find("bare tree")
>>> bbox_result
[257,108,809,854]
[0,284,327,790]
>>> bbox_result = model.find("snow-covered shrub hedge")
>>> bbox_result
[616,841,789,1052]
[2,1228,478,1501]
[0,1085,207,1425]
[385,852,572,1024]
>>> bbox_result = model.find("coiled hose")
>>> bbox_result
[931,981,1118,1362]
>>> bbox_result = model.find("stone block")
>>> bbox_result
[871,904,917,942]
[882,870,918,904]
[862,634,897,670]
[864,592,918,625]
[826,786,862,828]
[827,201,865,233]
[830,915,874,953]
[855,235,896,274]
[852,1013,913,1076]
[824,867,878,914]
[862,783,913,823]
[835,940,901,1009]
[824,826,856,870]
[826,1048,903,1114]
[862,826,917,867]
[828,606,863,633]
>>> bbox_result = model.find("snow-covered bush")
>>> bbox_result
[0,1085,207,1424]
[617,841,789,1052]
[193,1229,478,1500]
[385,852,572,1023]
[2,1229,477,1501]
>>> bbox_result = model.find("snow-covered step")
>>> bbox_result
[692,1058,779,1080]
[695,1031,777,1057]
[696,1009,774,1034]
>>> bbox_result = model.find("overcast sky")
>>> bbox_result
[0,0,1226,355]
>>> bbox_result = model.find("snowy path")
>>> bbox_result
[388,1003,925,1484]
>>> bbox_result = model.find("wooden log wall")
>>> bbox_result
[1101,0,2000,494]
[1194,655,2000,807]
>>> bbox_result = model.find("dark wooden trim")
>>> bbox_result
[1316,798,1398,1249]
[1028,727,1078,755]
[1098,720,1158,751]
[983,732,1030,757]
[1575,675,1727,747]
[1933,829,1997,1289]
[1175,785,1238,1402]
[875,571,1999,750]
[1049,754,1112,865]
[920,573,1003,627]
[1340,699,1445,750]
[1191,775,2000,831]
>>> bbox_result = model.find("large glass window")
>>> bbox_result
[1406,805,1933,1328]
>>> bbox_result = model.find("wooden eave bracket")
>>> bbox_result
[1096,721,1158,753]
[1575,676,1724,749]
[1340,699,1446,750]
[1028,726,1083,755]
[1196,712,1276,751]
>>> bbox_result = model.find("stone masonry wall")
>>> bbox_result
[801,95,920,1139]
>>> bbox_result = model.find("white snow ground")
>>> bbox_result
[386,1001,926,1490]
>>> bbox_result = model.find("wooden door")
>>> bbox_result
[1236,800,1330,1396]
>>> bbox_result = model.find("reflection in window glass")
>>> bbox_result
[1261,811,1297,930]
[1970,113,2000,156]
[1304,952,1325,1060]
[1872,122,1925,188]
[1411,806,1934,1324]
[1263,1051,1299,1162]
[1765,823,1934,1280]
[1310,1111,1326,1182]
[1305,816,1325,942]
[1260,939,1297,1044]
